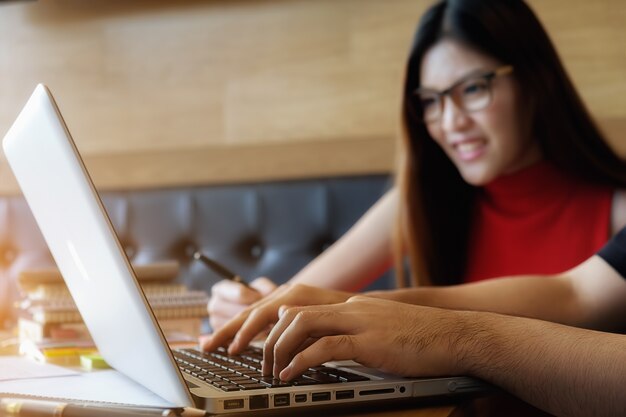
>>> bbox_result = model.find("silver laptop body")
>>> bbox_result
[2,84,488,414]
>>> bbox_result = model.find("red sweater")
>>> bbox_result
[464,162,613,283]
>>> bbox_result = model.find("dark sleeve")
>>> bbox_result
[597,227,626,279]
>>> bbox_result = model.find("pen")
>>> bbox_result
[0,397,201,417]
[192,251,249,287]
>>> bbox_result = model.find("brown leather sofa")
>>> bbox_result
[0,174,393,327]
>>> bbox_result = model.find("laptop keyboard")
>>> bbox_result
[174,347,369,392]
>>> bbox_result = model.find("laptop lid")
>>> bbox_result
[2,84,195,408]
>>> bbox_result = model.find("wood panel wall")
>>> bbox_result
[0,0,623,193]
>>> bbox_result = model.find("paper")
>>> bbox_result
[0,356,78,381]
[0,369,176,408]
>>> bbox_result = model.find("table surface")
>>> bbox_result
[1,330,551,417]
[313,404,457,417]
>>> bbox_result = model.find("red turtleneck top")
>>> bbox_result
[464,162,613,283]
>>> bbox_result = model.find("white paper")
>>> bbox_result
[0,369,176,408]
[0,356,78,381]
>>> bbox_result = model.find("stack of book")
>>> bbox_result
[16,261,208,346]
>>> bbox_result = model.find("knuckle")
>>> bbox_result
[275,283,291,295]
[247,307,263,321]
[347,295,366,303]
[292,309,312,325]
[292,308,336,327]
[245,307,271,328]
[281,306,302,320]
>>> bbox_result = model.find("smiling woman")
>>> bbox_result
[417,44,539,185]
[396,0,626,287]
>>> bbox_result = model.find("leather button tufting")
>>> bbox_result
[184,243,197,258]
[250,243,263,259]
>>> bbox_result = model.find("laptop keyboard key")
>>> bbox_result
[291,376,319,386]
[256,376,292,388]
[177,347,370,392]
[220,384,241,392]
[338,374,370,382]
[303,371,340,384]
[238,383,268,390]
[323,368,363,379]
[228,376,252,383]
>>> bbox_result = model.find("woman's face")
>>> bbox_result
[419,39,541,186]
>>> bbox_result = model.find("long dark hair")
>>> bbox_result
[395,0,626,287]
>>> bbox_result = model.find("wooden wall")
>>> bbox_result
[0,0,623,193]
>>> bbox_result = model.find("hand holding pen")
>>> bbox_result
[192,251,249,287]
[192,252,277,331]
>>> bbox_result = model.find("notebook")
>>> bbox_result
[2,84,490,414]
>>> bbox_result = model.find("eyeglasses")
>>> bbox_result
[412,65,514,123]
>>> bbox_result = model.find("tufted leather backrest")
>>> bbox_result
[0,175,393,326]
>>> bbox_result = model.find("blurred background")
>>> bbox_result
[0,0,623,333]
[0,0,623,194]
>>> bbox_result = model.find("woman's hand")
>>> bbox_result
[262,296,471,381]
[201,284,354,354]
[207,277,277,331]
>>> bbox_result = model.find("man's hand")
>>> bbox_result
[261,296,472,380]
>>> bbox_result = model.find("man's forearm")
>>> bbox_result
[366,275,585,327]
[456,311,626,417]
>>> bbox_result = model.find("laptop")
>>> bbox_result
[2,84,489,414]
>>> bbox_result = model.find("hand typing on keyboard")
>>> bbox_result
[201,289,471,383]
[201,284,352,355]
[175,345,368,392]
[259,296,469,381]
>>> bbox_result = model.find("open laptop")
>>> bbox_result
[2,84,489,414]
